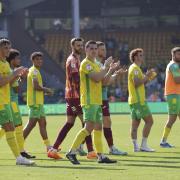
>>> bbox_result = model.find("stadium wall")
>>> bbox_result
[20,102,167,115]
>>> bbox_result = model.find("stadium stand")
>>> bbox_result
[40,29,180,102]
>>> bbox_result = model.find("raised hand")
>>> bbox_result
[146,69,153,78]
[44,88,54,96]
[13,66,25,77]
[113,65,128,76]
[109,61,120,72]
[104,56,114,69]
[21,68,29,76]
[147,68,157,81]
[146,68,156,77]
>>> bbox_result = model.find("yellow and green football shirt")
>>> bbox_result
[10,68,19,103]
[95,59,108,101]
[80,57,102,106]
[0,59,11,105]
[128,63,145,105]
[27,66,44,106]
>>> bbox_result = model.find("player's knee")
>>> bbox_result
[94,122,102,130]
[67,116,76,124]
[65,119,75,128]
[85,126,94,133]
[27,122,35,129]
[38,119,47,128]
[103,117,111,126]
[39,120,47,128]
[84,121,94,131]
[167,115,177,125]
[149,119,153,126]
[29,118,37,127]
[166,121,173,128]
[103,121,111,128]
[146,120,153,127]
[68,122,74,128]
[107,122,112,128]
[3,123,14,132]
[131,127,137,133]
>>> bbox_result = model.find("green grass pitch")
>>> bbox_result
[1,114,180,180]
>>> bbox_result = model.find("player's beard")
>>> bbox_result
[98,55,105,63]
[174,57,180,63]
[74,49,82,55]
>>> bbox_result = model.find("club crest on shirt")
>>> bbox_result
[71,63,76,68]
[33,69,38,75]
[86,64,92,71]
[134,70,139,75]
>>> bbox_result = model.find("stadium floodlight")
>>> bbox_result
[0,2,2,13]
[72,0,80,37]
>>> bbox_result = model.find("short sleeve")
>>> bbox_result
[11,80,18,88]
[96,60,103,69]
[169,63,180,78]
[80,61,94,74]
[130,67,140,81]
[31,69,39,79]
[68,59,79,73]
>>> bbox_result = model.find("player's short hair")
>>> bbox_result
[0,38,11,47]
[171,47,180,55]
[96,41,105,47]
[85,40,97,49]
[6,49,20,63]
[71,37,84,46]
[31,51,43,61]
[129,48,143,63]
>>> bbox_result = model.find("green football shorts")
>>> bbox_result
[82,104,102,124]
[129,102,151,120]
[166,94,180,115]
[10,101,22,126]
[29,104,45,119]
[0,104,13,126]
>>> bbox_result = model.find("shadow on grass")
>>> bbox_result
[34,158,97,163]
[33,164,125,170]
[154,151,180,154]
[119,159,180,164]
[128,155,180,159]
[0,158,98,165]
[34,151,180,155]
[0,164,126,171]
[0,158,118,164]
[125,163,180,169]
